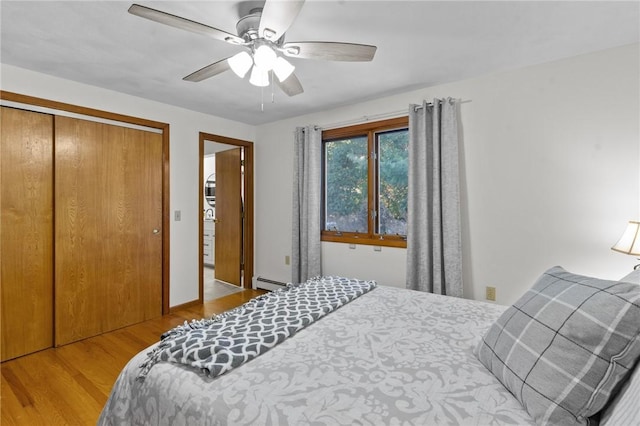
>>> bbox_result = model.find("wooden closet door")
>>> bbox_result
[54,116,163,345]
[1,107,54,361]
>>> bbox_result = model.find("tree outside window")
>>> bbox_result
[322,117,408,248]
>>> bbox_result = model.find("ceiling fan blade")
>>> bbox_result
[275,72,304,97]
[281,42,377,62]
[183,58,231,82]
[128,4,245,45]
[258,0,305,41]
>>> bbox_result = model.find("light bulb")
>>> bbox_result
[228,51,252,78]
[249,65,270,87]
[253,45,277,71]
[273,56,295,82]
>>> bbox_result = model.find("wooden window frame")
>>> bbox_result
[321,116,409,248]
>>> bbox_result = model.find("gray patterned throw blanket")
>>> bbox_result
[138,276,376,380]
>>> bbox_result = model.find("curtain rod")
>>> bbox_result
[317,99,471,130]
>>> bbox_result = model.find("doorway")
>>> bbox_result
[199,133,254,302]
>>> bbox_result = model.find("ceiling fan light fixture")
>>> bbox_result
[253,44,277,70]
[228,51,253,78]
[249,65,270,87]
[127,1,377,98]
[273,56,295,82]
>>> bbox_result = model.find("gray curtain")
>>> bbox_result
[406,98,463,297]
[292,125,322,283]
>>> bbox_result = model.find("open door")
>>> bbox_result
[214,148,243,285]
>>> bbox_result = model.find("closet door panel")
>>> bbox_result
[54,116,162,345]
[54,117,102,344]
[1,107,54,361]
[103,125,163,330]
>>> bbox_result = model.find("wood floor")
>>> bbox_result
[1,289,266,425]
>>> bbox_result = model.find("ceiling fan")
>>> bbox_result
[128,1,377,97]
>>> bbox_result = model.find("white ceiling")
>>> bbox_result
[1,1,638,126]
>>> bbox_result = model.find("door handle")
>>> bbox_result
[213,219,220,223]
[152,229,160,234]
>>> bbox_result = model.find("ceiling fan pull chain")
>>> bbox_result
[271,71,275,104]
[261,85,264,112]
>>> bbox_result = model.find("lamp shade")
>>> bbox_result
[273,56,295,82]
[228,51,253,78]
[253,44,277,70]
[249,65,269,87]
[612,221,640,256]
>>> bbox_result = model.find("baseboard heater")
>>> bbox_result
[252,276,288,291]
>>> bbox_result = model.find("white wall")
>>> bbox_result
[1,64,255,307]
[255,43,640,305]
[2,43,638,308]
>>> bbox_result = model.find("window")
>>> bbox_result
[322,117,409,248]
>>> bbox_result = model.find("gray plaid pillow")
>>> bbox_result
[475,266,640,425]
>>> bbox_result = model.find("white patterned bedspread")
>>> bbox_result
[99,286,535,425]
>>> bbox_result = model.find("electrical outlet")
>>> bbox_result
[486,286,496,301]
[373,246,382,252]
[285,255,290,265]
[349,244,356,249]
[174,210,181,221]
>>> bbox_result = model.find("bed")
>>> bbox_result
[99,269,640,426]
